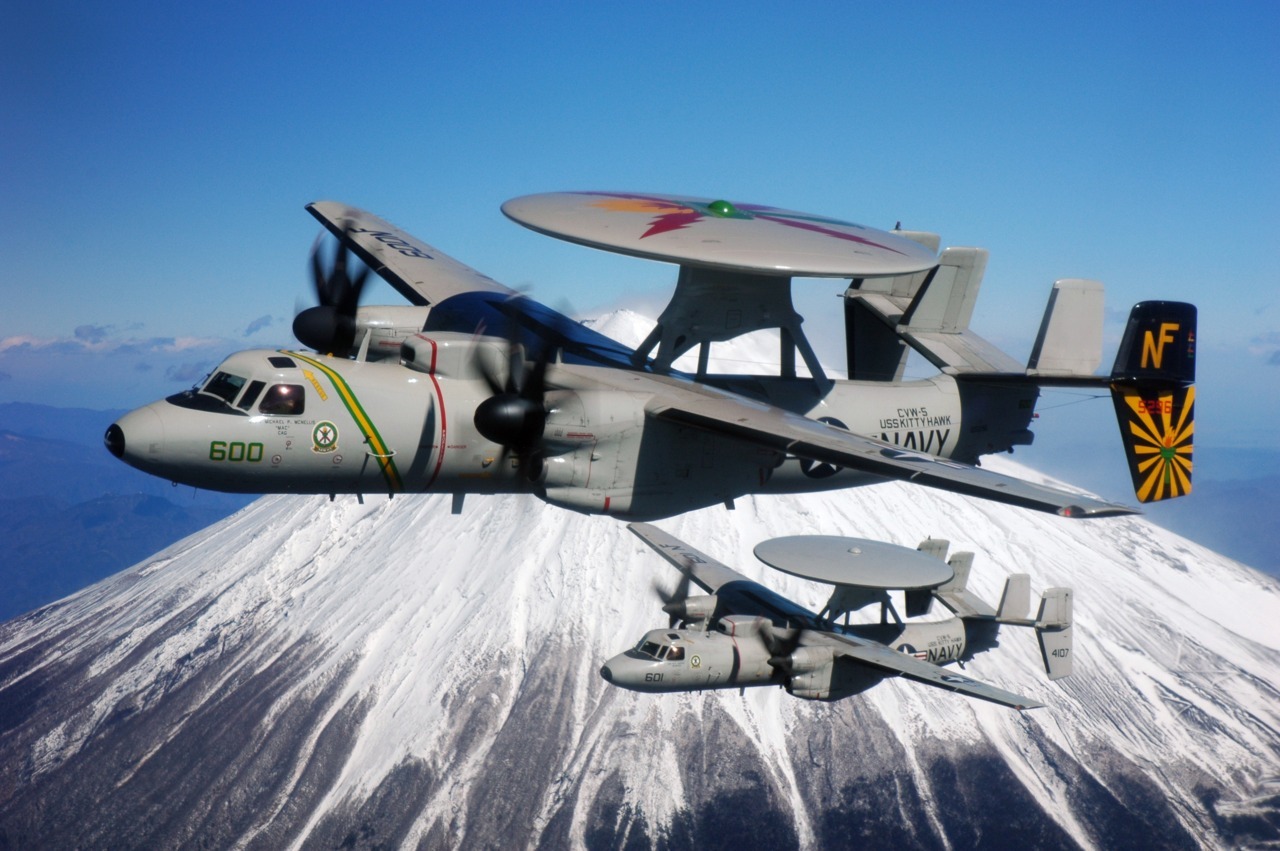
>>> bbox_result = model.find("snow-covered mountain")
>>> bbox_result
[1,315,1278,849]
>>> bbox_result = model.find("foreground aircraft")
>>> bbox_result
[601,524,1071,709]
[105,193,1196,520]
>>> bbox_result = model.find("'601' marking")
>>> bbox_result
[209,441,264,462]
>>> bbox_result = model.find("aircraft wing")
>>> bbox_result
[307,201,516,306]
[635,373,1135,519]
[627,522,747,593]
[816,631,1045,710]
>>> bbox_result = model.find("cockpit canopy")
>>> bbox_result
[633,632,687,662]
[167,351,309,416]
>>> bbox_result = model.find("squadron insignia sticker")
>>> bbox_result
[312,421,339,454]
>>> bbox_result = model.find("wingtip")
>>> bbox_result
[1057,502,1141,519]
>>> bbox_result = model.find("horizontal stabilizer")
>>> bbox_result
[934,552,998,619]
[895,247,1022,374]
[845,243,1087,377]
[904,329,1025,375]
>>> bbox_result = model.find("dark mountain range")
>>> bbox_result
[0,405,253,621]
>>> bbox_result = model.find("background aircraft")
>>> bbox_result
[601,523,1072,709]
[105,194,1196,521]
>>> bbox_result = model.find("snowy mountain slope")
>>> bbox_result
[0,313,1277,849]
[1,468,1277,849]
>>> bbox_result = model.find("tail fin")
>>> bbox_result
[933,551,998,619]
[996,574,1030,621]
[1110,301,1196,503]
[1034,588,1073,680]
[934,559,1075,681]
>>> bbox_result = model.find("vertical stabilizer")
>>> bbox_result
[1109,302,1196,502]
[842,230,939,381]
[996,574,1031,621]
[916,538,950,562]
[1027,279,1104,376]
[1035,588,1073,680]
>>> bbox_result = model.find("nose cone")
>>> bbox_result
[600,653,649,691]
[106,405,165,469]
[103,423,125,458]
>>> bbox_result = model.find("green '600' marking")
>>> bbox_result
[210,441,264,462]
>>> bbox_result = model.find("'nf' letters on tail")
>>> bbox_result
[1110,302,1197,502]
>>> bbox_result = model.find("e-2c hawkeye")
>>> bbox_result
[602,524,1072,710]
[105,194,1196,521]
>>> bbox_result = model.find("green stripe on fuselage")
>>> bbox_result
[287,351,403,492]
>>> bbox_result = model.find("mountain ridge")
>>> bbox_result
[1,460,1277,848]
[0,312,1277,848]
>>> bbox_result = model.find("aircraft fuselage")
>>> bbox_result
[107,339,1038,520]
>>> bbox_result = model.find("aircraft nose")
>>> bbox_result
[599,664,613,684]
[103,423,125,458]
[106,405,165,468]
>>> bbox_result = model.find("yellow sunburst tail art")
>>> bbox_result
[1108,302,1197,502]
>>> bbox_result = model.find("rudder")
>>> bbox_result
[1035,588,1074,680]
[1110,302,1196,503]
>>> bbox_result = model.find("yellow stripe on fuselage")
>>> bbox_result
[287,351,403,492]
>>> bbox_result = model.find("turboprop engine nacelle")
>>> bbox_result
[785,645,837,700]
[662,594,719,626]
[399,332,506,381]
[354,305,433,361]
[294,304,432,361]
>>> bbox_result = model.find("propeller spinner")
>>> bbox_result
[293,230,371,357]
[472,310,560,479]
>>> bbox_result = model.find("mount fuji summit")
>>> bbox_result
[2,314,1278,849]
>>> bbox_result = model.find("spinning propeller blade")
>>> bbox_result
[653,571,694,628]
[293,227,372,357]
[471,297,563,480]
[761,625,805,680]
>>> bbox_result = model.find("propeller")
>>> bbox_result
[471,299,561,479]
[760,623,806,681]
[653,570,695,629]
[293,229,372,357]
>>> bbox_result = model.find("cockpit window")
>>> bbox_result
[236,380,266,411]
[633,640,685,661]
[259,384,305,415]
[637,641,664,660]
[202,372,247,404]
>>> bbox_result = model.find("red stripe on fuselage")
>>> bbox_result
[422,338,448,490]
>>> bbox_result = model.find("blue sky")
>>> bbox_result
[3,2,1277,492]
